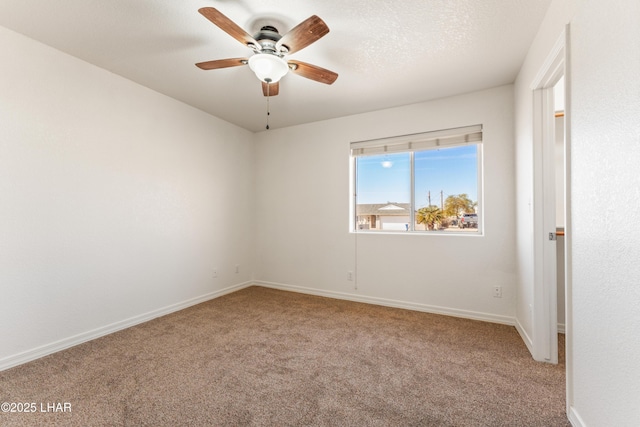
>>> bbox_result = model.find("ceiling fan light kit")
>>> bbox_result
[248,54,289,83]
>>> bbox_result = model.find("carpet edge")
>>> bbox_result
[0,281,253,372]
[255,280,516,326]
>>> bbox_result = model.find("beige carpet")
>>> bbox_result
[0,286,568,426]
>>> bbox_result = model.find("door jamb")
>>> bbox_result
[530,29,566,364]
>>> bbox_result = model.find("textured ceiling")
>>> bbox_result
[0,0,552,132]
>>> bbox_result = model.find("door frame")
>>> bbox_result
[530,28,567,364]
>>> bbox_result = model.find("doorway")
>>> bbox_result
[531,28,569,364]
[554,78,566,336]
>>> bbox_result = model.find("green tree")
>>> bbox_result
[443,194,475,218]
[416,205,443,230]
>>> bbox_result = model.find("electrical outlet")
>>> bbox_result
[213,269,218,278]
[347,271,354,281]
[235,264,240,274]
[493,286,502,298]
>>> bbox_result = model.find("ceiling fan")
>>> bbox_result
[195,7,338,97]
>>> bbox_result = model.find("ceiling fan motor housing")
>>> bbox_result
[253,26,288,55]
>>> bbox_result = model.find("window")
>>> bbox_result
[351,125,482,233]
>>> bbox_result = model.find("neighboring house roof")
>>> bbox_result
[356,203,411,216]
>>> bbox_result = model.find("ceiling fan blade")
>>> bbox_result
[276,15,330,54]
[195,58,248,70]
[288,60,338,85]
[198,7,258,49]
[262,81,280,97]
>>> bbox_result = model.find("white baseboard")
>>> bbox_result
[0,281,253,372]
[515,317,535,356]
[514,316,568,363]
[255,280,516,326]
[1,280,523,372]
[568,406,585,427]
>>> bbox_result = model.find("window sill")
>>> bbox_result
[350,229,483,236]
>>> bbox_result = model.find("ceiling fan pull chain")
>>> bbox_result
[265,78,271,130]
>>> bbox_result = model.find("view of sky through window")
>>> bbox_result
[356,145,478,206]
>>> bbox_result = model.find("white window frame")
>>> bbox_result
[350,125,483,235]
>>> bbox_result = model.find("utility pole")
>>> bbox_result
[440,190,444,211]
[427,190,431,206]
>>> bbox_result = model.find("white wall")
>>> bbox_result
[570,0,640,424]
[254,85,517,323]
[515,0,640,423]
[0,27,255,369]
[513,0,578,355]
